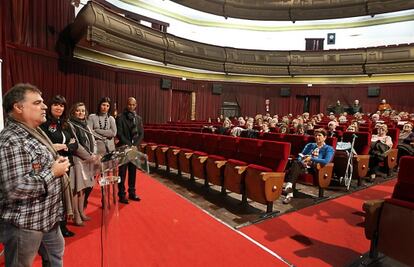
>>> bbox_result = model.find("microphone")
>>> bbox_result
[352,134,358,139]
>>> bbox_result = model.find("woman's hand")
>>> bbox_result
[53,143,68,151]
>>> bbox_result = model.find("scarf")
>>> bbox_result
[124,109,138,137]
[69,117,94,153]
[9,117,74,218]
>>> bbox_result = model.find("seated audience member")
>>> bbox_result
[377,99,392,113]
[302,112,310,122]
[283,128,335,204]
[216,118,232,135]
[346,125,357,132]
[305,122,315,135]
[291,119,300,132]
[398,122,413,144]
[368,124,393,180]
[255,115,263,127]
[230,126,243,137]
[349,99,363,114]
[349,120,360,132]
[269,118,277,128]
[333,100,344,115]
[327,121,340,138]
[397,130,414,160]
[280,116,290,126]
[371,113,380,124]
[237,116,246,127]
[279,123,290,134]
[260,122,270,133]
[338,114,347,123]
[242,121,258,138]
[294,124,306,135]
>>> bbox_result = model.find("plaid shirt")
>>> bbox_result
[0,120,64,231]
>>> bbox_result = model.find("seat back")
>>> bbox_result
[342,131,372,155]
[392,156,414,202]
[189,132,204,151]
[201,134,220,155]
[235,138,262,164]
[284,134,311,157]
[261,132,285,142]
[260,141,291,172]
[217,136,238,159]
[143,128,157,143]
[175,131,192,149]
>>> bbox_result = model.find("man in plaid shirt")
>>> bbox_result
[0,84,70,267]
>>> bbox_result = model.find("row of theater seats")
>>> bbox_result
[141,128,354,210]
[259,130,398,184]
[140,129,291,212]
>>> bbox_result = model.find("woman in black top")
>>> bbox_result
[40,95,78,237]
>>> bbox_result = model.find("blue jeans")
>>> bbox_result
[0,221,65,267]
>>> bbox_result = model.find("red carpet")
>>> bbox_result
[29,171,285,267]
[241,180,396,267]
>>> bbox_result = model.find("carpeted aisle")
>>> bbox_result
[240,180,396,267]
[32,171,286,267]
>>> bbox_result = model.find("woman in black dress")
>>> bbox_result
[41,95,78,237]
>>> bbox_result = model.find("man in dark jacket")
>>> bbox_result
[116,97,144,204]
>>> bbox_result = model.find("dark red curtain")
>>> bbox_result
[5,0,74,51]
[171,90,191,122]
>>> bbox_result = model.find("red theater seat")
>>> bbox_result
[205,136,238,188]
[166,131,193,175]
[191,134,220,182]
[223,138,262,196]
[155,131,177,170]
[177,132,204,178]
[334,131,372,186]
[244,141,291,212]
[363,156,414,266]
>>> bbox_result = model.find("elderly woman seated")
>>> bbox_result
[368,124,393,181]
[283,128,335,204]
[397,123,414,161]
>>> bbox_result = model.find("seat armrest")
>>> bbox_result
[261,172,285,202]
[235,165,248,175]
[316,163,334,188]
[198,156,208,163]
[363,199,385,240]
[214,160,227,168]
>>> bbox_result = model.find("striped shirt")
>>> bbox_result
[0,120,64,232]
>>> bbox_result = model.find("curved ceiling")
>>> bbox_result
[170,0,414,21]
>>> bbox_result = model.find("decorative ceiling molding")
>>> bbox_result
[121,0,414,32]
[170,0,414,21]
[71,2,414,78]
[74,47,414,85]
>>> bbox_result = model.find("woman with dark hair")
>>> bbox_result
[88,97,117,155]
[40,95,78,237]
[68,102,97,226]
[282,128,335,204]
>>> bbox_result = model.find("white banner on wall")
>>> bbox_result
[0,58,3,130]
